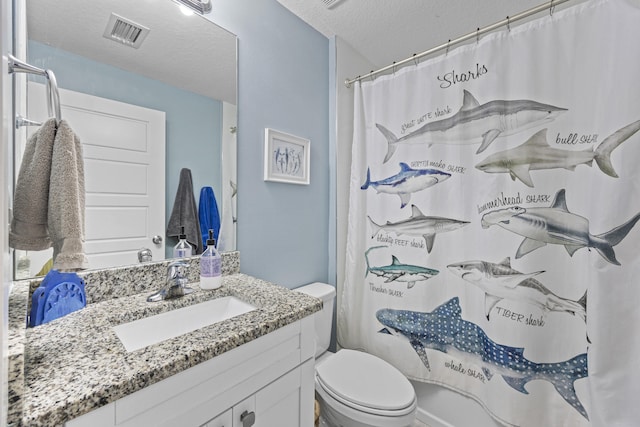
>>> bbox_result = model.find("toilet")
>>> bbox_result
[296,283,417,427]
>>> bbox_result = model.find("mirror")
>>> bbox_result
[15,0,237,279]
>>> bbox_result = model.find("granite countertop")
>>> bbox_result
[8,254,322,426]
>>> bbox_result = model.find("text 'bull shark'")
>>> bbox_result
[361,163,450,208]
[475,119,640,187]
[375,90,567,162]
[481,188,640,265]
[376,298,589,419]
[368,205,469,253]
[447,257,586,323]
[365,246,439,288]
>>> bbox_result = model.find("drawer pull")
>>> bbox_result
[240,410,255,427]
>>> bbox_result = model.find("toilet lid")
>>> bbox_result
[316,349,415,413]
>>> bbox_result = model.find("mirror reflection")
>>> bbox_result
[15,0,237,279]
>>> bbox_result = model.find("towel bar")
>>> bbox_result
[8,54,62,126]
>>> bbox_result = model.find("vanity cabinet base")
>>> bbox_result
[66,316,315,427]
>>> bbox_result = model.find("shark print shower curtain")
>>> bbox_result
[339,1,640,426]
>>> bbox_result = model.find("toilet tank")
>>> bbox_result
[295,282,335,358]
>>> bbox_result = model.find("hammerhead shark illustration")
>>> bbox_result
[481,189,640,265]
[368,205,469,253]
[447,257,587,323]
[365,246,439,288]
[376,298,589,419]
[361,163,451,208]
[475,119,640,187]
[375,90,567,162]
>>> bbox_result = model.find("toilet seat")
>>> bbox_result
[315,349,416,417]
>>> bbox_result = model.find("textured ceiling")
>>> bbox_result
[277,0,552,70]
[27,0,236,103]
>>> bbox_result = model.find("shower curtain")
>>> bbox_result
[339,1,640,426]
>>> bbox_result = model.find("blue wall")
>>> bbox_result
[27,41,223,257]
[211,1,330,287]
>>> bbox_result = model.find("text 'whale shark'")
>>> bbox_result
[375,90,567,162]
[376,297,589,419]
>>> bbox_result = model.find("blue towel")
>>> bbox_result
[198,186,221,249]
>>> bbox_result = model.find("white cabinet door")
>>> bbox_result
[204,409,232,427]
[253,365,306,427]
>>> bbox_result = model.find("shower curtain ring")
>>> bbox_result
[370,71,374,81]
[446,40,451,55]
[550,0,555,15]
[476,28,480,44]
[392,61,397,74]
[413,54,418,66]
[506,16,511,32]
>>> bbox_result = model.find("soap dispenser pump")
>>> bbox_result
[200,229,222,290]
[173,226,193,258]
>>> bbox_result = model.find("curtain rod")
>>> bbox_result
[344,0,572,88]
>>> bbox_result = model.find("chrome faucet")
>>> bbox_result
[147,261,194,302]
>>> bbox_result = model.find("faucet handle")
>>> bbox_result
[167,260,189,281]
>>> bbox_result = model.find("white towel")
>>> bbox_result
[10,119,88,271]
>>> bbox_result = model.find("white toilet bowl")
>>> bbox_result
[314,350,417,427]
[295,283,416,427]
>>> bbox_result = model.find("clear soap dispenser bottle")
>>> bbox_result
[200,229,222,290]
[173,226,193,258]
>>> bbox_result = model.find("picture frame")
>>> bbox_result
[263,128,310,185]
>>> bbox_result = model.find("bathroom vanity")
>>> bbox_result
[7,253,322,427]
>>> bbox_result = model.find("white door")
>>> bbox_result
[26,82,165,272]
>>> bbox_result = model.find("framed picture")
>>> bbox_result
[264,128,310,185]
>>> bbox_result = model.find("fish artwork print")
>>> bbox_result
[376,297,589,419]
[447,257,587,323]
[375,90,567,162]
[361,163,451,208]
[475,119,640,187]
[368,205,469,253]
[365,246,439,289]
[481,189,640,265]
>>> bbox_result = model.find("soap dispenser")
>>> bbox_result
[200,229,222,290]
[173,226,193,258]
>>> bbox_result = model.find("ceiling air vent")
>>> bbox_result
[103,13,150,49]
[321,0,347,9]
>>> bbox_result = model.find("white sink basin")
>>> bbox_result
[114,296,257,352]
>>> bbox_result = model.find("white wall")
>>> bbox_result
[332,36,374,327]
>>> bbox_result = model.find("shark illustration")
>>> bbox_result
[481,189,640,265]
[365,247,439,288]
[368,205,469,253]
[475,120,640,187]
[361,163,451,208]
[447,257,587,322]
[375,90,567,162]
[376,298,589,419]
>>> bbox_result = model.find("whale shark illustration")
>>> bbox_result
[376,298,589,419]
[365,247,439,288]
[481,189,640,265]
[447,257,587,322]
[375,90,567,162]
[368,205,469,253]
[475,120,640,187]
[361,163,450,208]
